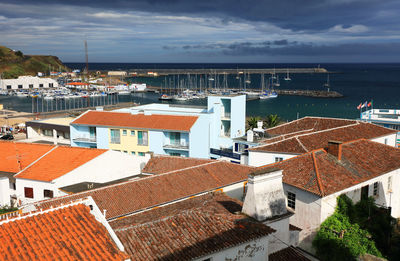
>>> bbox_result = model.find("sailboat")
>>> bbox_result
[260,75,278,99]
[273,75,280,87]
[284,69,291,81]
[323,74,330,92]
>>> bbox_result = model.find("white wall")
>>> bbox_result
[0,177,10,207]
[283,184,322,253]
[371,133,397,147]
[0,76,58,90]
[15,179,60,205]
[26,126,70,145]
[265,217,290,254]
[248,151,298,167]
[194,236,269,261]
[54,150,151,187]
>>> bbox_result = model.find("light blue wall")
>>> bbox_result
[70,125,91,148]
[96,127,109,149]
[230,95,246,138]
[149,130,165,155]
[189,116,210,158]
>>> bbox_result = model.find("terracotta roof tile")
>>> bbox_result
[142,155,213,174]
[0,204,127,261]
[34,161,255,220]
[112,193,275,261]
[267,116,357,136]
[269,246,311,261]
[72,110,198,132]
[15,146,106,182]
[251,121,396,153]
[258,139,400,196]
[0,141,54,173]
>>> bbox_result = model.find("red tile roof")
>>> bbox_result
[0,141,54,173]
[258,139,400,196]
[112,193,275,261]
[15,146,106,182]
[72,110,198,131]
[0,204,127,261]
[142,155,214,174]
[34,161,255,220]
[267,116,357,136]
[269,246,311,261]
[250,121,396,154]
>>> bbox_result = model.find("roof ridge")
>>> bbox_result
[14,145,59,177]
[295,136,309,152]
[311,151,325,196]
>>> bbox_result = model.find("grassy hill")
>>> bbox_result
[0,45,69,79]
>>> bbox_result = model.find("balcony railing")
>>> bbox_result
[163,142,189,150]
[73,136,97,143]
[210,148,241,160]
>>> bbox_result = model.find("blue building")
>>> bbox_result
[70,95,246,160]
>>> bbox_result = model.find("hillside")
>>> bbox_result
[0,46,69,79]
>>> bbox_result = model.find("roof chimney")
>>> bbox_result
[247,129,254,142]
[242,168,287,221]
[327,141,342,160]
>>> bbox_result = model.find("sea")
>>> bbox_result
[1,63,400,121]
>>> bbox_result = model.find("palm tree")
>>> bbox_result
[264,114,281,128]
[247,116,261,130]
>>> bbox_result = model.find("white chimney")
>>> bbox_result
[257,120,263,129]
[242,168,287,221]
[247,129,254,142]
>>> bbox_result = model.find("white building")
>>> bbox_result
[25,117,74,145]
[261,139,400,252]
[0,76,58,90]
[107,71,127,76]
[247,117,397,167]
[0,141,150,207]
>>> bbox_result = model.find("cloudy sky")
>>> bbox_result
[1,0,400,62]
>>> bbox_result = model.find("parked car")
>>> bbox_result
[0,134,14,140]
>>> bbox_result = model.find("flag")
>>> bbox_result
[368,101,373,107]
[357,103,362,110]
[361,101,367,109]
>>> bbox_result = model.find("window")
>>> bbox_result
[170,132,181,146]
[131,151,136,155]
[287,192,296,209]
[122,130,127,136]
[6,85,11,89]
[29,84,33,88]
[89,127,96,139]
[388,176,392,192]
[39,84,43,87]
[138,152,145,156]
[43,129,52,137]
[384,138,388,145]
[123,150,128,153]
[137,131,148,146]
[24,187,34,198]
[170,152,181,156]
[49,83,54,88]
[44,189,54,198]
[130,130,135,136]
[275,157,283,162]
[18,84,23,89]
[373,182,379,196]
[110,129,120,144]
[63,132,70,139]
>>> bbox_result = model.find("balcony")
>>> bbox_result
[210,148,241,160]
[163,141,189,151]
[72,136,97,143]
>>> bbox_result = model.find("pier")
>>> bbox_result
[128,67,327,76]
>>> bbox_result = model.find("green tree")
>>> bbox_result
[264,114,281,128]
[313,195,383,261]
[15,50,24,57]
[247,116,261,130]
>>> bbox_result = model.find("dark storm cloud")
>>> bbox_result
[4,0,400,31]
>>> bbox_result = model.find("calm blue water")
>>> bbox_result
[2,63,400,121]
